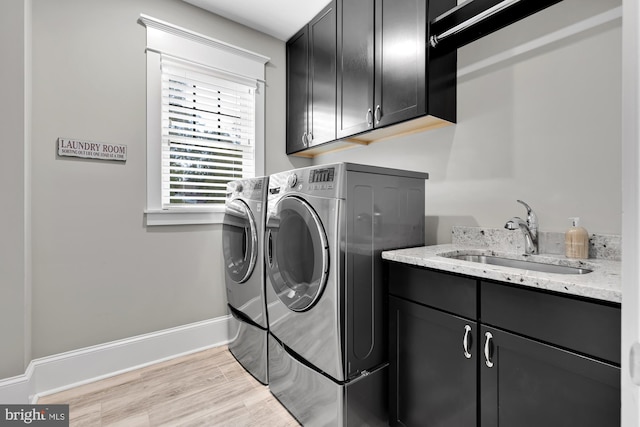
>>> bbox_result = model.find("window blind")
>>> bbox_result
[160,56,256,207]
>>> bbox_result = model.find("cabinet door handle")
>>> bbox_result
[301,132,308,147]
[307,132,313,146]
[366,108,373,126]
[463,325,472,359]
[484,332,494,368]
[375,105,381,124]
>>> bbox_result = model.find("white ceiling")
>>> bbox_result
[182,0,331,41]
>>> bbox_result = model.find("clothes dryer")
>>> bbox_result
[265,163,428,426]
[223,176,269,384]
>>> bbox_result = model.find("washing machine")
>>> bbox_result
[223,176,269,385]
[265,163,428,426]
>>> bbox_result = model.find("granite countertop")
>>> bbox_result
[381,227,622,304]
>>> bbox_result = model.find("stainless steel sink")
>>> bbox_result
[444,254,592,275]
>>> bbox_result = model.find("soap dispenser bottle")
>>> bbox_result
[565,217,589,259]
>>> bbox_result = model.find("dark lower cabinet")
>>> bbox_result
[481,325,620,427]
[390,296,477,426]
[388,262,621,427]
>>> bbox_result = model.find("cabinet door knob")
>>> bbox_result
[463,325,472,359]
[484,331,494,368]
[375,105,382,124]
[366,108,373,126]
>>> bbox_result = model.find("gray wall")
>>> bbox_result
[1,0,30,380]
[315,0,622,244]
[27,0,304,364]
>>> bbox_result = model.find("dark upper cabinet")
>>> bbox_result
[337,0,456,140]
[286,1,336,155]
[335,0,374,138]
[287,0,456,156]
[286,27,309,154]
[286,0,563,156]
[374,0,427,128]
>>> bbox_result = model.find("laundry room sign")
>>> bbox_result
[57,138,127,162]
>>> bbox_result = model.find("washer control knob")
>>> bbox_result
[287,174,298,188]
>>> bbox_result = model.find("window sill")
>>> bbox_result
[145,209,225,226]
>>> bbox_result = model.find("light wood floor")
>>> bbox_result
[38,346,300,427]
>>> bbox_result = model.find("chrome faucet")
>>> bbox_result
[504,200,538,254]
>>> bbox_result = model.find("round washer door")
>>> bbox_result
[222,199,258,283]
[266,195,329,312]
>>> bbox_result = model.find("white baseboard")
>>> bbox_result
[0,315,235,404]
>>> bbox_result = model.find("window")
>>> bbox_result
[161,56,255,207]
[139,15,269,225]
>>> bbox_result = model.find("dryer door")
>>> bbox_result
[222,199,258,284]
[265,195,329,312]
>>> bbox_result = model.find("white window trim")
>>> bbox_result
[139,14,269,226]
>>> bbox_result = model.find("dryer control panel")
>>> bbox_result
[307,167,336,191]
[267,164,346,202]
[225,177,268,203]
[309,167,335,184]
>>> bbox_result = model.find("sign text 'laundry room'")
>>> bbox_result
[57,138,127,161]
